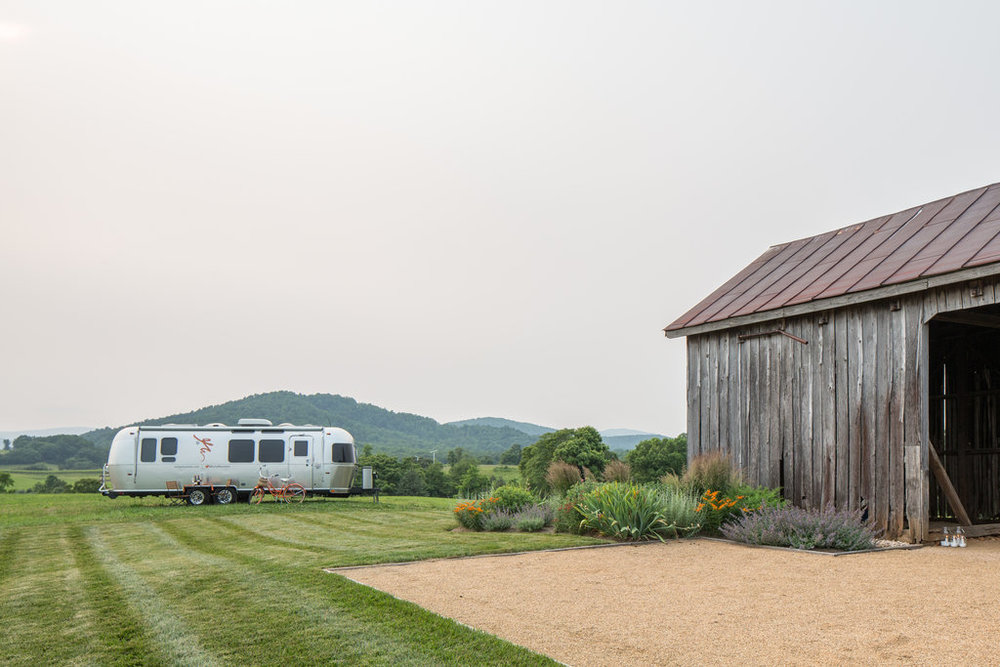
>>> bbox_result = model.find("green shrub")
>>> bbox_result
[682,452,741,494]
[695,485,785,535]
[512,504,553,532]
[517,516,545,532]
[576,482,700,542]
[453,497,496,530]
[480,510,515,532]
[721,506,877,551]
[553,480,600,534]
[490,484,535,513]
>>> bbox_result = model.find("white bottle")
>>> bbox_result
[941,526,950,547]
[957,526,967,548]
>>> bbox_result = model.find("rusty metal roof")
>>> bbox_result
[666,182,1000,333]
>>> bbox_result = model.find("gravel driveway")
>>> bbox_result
[336,538,1000,666]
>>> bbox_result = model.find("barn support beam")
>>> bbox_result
[928,441,972,526]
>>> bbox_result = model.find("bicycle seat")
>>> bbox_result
[280,478,291,485]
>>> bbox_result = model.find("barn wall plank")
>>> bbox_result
[821,314,837,509]
[835,309,850,508]
[848,307,863,512]
[687,337,701,459]
[889,304,906,537]
[874,304,890,533]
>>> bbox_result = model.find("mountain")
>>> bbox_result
[445,419,664,451]
[445,417,555,437]
[81,391,538,458]
[602,433,665,450]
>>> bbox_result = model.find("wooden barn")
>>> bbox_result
[665,182,1000,542]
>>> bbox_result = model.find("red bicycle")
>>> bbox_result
[250,469,306,504]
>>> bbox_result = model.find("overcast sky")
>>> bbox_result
[3,1,1000,435]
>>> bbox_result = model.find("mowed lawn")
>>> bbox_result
[0,494,603,666]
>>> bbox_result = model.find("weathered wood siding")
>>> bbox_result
[685,277,1000,540]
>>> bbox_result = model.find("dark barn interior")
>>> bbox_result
[929,303,1000,523]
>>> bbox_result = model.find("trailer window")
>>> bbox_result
[160,437,178,462]
[140,438,157,462]
[258,439,285,463]
[332,443,354,463]
[228,439,254,463]
[293,440,308,457]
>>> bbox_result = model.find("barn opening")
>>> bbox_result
[929,302,1000,524]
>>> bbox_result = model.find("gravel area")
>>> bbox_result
[337,538,1000,666]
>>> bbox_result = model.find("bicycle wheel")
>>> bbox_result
[250,487,266,505]
[284,483,306,504]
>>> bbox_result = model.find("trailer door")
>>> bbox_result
[287,435,314,488]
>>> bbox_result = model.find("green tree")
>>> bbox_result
[446,448,465,465]
[72,478,102,494]
[396,466,427,496]
[552,426,610,476]
[2,438,10,451]
[626,434,688,483]
[458,467,489,497]
[519,428,576,494]
[32,474,69,494]
[0,471,13,493]
[499,443,522,465]
[358,453,403,494]
[423,462,455,498]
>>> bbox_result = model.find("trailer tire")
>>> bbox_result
[187,488,208,506]
[214,487,236,505]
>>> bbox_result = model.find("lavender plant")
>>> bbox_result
[720,505,877,551]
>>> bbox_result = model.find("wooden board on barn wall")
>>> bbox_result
[875,304,891,533]
[687,336,700,459]
[834,309,850,509]
[889,304,906,537]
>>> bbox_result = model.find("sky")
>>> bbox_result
[3,1,1000,435]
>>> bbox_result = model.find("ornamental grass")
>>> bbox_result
[575,482,700,542]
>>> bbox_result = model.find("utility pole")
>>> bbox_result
[430,449,437,464]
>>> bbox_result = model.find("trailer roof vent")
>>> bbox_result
[237,418,273,427]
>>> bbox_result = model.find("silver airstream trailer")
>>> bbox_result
[100,419,375,504]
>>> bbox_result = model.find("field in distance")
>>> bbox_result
[0,467,101,491]
[0,493,602,665]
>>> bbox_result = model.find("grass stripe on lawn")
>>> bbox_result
[85,525,222,666]
[155,517,558,665]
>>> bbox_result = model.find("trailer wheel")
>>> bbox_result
[214,487,236,505]
[187,489,208,506]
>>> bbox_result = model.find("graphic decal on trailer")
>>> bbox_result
[194,435,215,461]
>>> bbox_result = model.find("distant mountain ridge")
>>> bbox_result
[82,391,539,458]
[445,417,556,437]
[446,417,664,451]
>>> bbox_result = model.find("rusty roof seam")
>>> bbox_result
[951,197,1000,272]
[682,241,804,328]
[964,208,1000,268]
[728,229,846,317]
[767,214,882,310]
[718,237,825,320]
[880,194,973,285]
[897,186,990,281]
[917,186,995,278]
[840,203,937,293]
[755,226,865,311]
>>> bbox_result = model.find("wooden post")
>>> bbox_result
[928,440,972,526]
